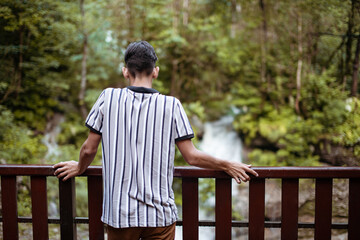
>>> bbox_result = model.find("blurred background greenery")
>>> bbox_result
[1,0,360,168]
[0,0,360,238]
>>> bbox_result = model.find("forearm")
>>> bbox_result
[54,131,101,181]
[77,142,98,174]
[176,139,258,184]
[186,148,229,171]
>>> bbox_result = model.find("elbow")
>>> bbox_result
[184,150,200,166]
[82,145,98,157]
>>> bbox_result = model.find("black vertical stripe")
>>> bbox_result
[107,89,114,222]
[118,91,128,226]
[91,100,104,128]
[127,95,136,227]
[110,89,123,223]
[142,95,152,226]
[159,97,167,225]
[135,94,145,225]
[86,89,105,123]
[101,137,107,221]
[178,103,189,135]
[149,95,159,226]
[167,98,176,204]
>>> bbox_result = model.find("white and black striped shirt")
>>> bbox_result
[85,86,194,228]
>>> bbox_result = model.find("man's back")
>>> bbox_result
[54,40,257,240]
[85,86,194,228]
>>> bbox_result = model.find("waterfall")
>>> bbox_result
[199,115,242,163]
[42,113,64,161]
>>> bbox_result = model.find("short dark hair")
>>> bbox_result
[124,41,158,77]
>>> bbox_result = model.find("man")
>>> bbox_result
[54,41,258,240]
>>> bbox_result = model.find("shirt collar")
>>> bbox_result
[126,86,159,94]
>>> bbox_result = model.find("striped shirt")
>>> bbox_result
[85,86,194,228]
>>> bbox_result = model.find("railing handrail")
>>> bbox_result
[1,164,360,240]
[0,164,359,178]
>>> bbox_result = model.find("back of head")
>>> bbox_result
[124,41,158,78]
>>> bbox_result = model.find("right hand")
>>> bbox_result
[224,162,258,184]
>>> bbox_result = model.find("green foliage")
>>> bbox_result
[332,98,360,151]
[0,106,47,164]
[233,67,360,166]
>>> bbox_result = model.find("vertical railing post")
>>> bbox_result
[314,178,332,240]
[249,178,265,240]
[31,176,49,240]
[215,178,232,240]
[348,178,360,240]
[182,178,198,240]
[1,176,18,240]
[88,176,104,240]
[281,178,299,240]
[59,178,77,240]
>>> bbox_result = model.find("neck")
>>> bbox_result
[129,77,153,88]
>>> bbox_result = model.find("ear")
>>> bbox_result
[152,66,159,79]
[122,67,130,79]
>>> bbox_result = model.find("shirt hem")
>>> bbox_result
[102,218,177,229]
[85,123,102,135]
[175,133,194,142]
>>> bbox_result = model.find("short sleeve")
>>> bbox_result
[85,90,106,135]
[174,99,194,142]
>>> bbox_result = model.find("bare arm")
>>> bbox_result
[176,139,258,184]
[53,131,101,181]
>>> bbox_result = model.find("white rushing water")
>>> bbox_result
[42,113,64,161]
[199,115,242,163]
[175,115,243,240]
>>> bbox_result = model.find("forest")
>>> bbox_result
[1,0,360,238]
[1,0,360,167]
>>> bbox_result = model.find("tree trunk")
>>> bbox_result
[183,0,189,26]
[78,0,88,119]
[171,0,181,97]
[1,26,23,102]
[351,31,360,97]
[259,0,268,86]
[16,26,23,98]
[345,0,355,77]
[141,0,147,38]
[126,0,134,43]
[173,0,180,34]
[170,59,179,97]
[230,0,237,38]
[295,14,303,115]
[325,36,346,66]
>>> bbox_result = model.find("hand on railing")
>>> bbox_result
[224,162,258,184]
[53,161,81,181]
[54,131,101,181]
[176,139,259,184]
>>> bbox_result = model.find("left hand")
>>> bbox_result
[53,161,81,181]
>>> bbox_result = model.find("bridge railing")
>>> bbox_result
[0,165,360,240]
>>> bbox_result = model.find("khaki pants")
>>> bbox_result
[107,223,176,240]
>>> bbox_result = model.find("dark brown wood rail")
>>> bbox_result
[0,165,360,240]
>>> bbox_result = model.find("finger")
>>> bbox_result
[237,174,247,182]
[241,172,250,181]
[57,171,69,179]
[248,168,259,177]
[242,166,257,176]
[234,177,241,184]
[54,167,66,176]
[53,162,65,169]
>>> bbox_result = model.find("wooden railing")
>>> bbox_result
[0,165,360,239]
